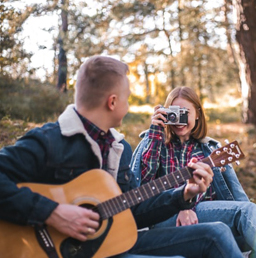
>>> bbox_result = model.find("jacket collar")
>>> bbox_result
[199,136,219,145]
[58,104,125,142]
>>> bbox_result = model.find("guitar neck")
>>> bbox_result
[98,156,212,219]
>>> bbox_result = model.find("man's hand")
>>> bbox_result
[176,209,198,226]
[45,204,100,241]
[183,157,213,201]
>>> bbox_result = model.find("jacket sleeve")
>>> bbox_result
[131,185,195,229]
[130,132,148,187]
[140,125,166,184]
[221,164,249,201]
[0,129,58,226]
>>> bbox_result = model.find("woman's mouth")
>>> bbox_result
[174,125,186,129]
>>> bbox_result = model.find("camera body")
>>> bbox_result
[159,106,188,125]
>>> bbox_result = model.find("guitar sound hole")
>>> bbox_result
[79,203,102,231]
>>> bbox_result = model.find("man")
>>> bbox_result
[0,56,244,258]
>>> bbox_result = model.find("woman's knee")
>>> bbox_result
[208,221,232,238]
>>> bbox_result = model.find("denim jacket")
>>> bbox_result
[130,129,249,202]
[0,105,194,229]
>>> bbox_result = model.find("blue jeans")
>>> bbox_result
[154,200,256,257]
[124,222,243,258]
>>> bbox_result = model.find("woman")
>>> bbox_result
[130,86,255,256]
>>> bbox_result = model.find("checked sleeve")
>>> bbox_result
[141,125,166,184]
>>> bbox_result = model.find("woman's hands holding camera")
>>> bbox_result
[151,105,167,127]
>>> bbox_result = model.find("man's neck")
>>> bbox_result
[75,106,110,132]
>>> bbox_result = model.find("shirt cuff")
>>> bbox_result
[176,185,196,209]
[27,195,59,226]
[149,124,165,140]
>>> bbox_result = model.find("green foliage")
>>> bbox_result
[0,0,247,125]
[111,1,156,20]
[119,112,151,150]
[123,112,150,124]
[205,106,242,123]
[0,76,73,123]
[128,94,145,106]
[0,2,32,76]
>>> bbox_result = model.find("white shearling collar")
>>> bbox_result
[58,104,125,142]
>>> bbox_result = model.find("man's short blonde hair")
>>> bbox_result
[75,55,129,109]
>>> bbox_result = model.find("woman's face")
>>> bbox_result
[170,97,197,143]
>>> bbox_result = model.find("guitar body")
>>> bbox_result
[0,169,138,258]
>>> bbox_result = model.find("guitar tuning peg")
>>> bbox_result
[224,139,229,144]
[235,161,240,166]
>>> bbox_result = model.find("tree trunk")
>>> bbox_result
[178,0,186,86]
[224,0,240,71]
[197,56,203,102]
[57,0,68,92]
[233,0,256,124]
[144,63,150,104]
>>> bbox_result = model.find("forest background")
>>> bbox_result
[1,0,256,200]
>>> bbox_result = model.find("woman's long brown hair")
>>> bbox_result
[164,86,207,143]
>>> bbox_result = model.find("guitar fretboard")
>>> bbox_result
[97,156,211,219]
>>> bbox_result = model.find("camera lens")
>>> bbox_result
[168,112,178,123]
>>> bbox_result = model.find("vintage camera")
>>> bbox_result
[159,106,188,125]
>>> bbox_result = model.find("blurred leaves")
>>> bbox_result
[0,75,73,122]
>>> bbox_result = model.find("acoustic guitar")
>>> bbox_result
[0,141,245,258]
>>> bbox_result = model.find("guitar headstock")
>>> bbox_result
[209,140,245,167]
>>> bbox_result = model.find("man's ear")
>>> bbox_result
[107,94,117,111]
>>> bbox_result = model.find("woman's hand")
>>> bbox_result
[176,209,198,226]
[184,157,213,201]
[151,105,167,127]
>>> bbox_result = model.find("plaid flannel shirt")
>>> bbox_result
[141,124,215,204]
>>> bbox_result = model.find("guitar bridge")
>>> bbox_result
[34,224,59,258]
